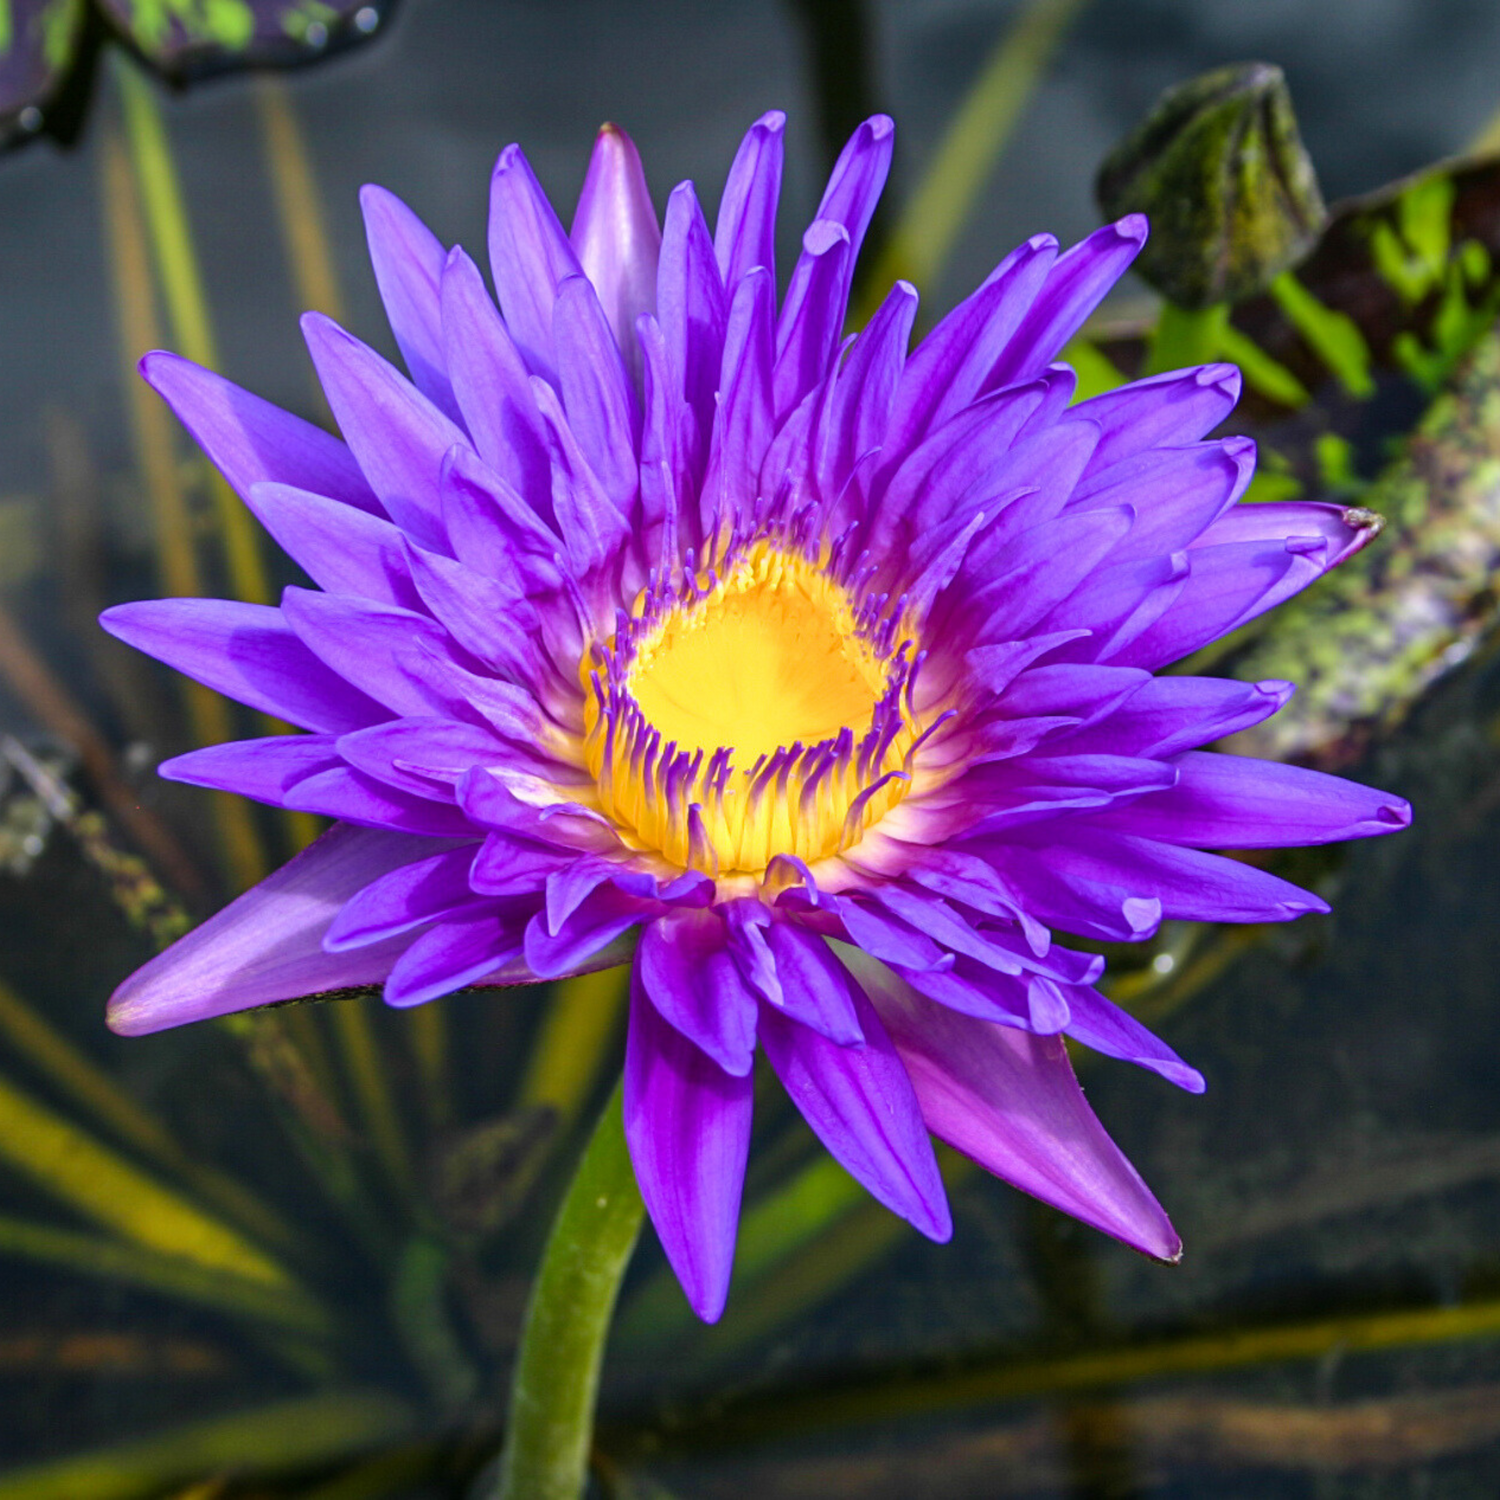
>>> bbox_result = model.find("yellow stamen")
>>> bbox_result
[582,544,920,874]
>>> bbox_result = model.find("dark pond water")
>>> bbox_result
[1,1,1500,1496]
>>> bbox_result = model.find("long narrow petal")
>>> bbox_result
[488,142,584,381]
[1094,751,1412,847]
[714,109,785,293]
[639,909,758,1076]
[107,824,461,1034]
[325,845,483,950]
[570,123,661,372]
[760,985,950,1240]
[856,955,1181,1260]
[302,312,463,551]
[100,598,387,733]
[383,909,530,1007]
[139,352,382,515]
[360,184,462,422]
[244,481,423,611]
[624,965,754,1322]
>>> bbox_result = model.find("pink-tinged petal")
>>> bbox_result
[986,216,1148,391]
[487,143,584,382]
[139,352,381,516]
[854,954,1182,1261]
[1073,362,1242,474]
[570,123,661,373]
[301,312,463,552]
[624,965,754,1321]
[359,184,462,423]
[439,248,554,512]
[107,824,468,1035]
[714,109,785,292]
[99,599,387,734]
[326,844,482,950]
[639,909,758,1076]
[760,984,950,1240]
[1094,751,1412,847]
[244,482,423,612]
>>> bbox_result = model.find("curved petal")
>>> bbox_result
[570,123,661,373]
[854,953,1181,1261]
[760,984,950,1240]
[107,825,468,1035]
[624,964,754,1322]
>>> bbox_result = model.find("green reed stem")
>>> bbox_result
[1144,300,1229,374]
[112,57,322,860]
[492,1079,644,1500]
[0,1388,411,1500]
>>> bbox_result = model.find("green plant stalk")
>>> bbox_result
[0,977,302,1257]
[332,1000,415,1201]
[492,1079,644,1500]
[100,117,268,892]
[0,1389,412,1500]
[631,1294,1500,1455]
[857,0,1087,318]
[112,57,322,860]
[0,1214,329,1336]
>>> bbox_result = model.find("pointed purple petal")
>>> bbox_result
[760,984,950,1240]
[856,956,1181,1260]
[100,599,387,733]
[302,312,462,551]
[488,143,584,381]
[624,964,754,1322]
[714,109,785,292]
[570,123,661,374]
[360,184,462,423]
[107,824,460,1034]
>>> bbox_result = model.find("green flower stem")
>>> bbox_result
[493,1079,644,1500]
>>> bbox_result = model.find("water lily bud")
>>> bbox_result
[1096,62,1327,309]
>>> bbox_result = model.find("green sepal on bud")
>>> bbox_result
[1096,62,1328,309]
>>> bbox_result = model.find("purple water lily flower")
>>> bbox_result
[102,112,1410,1321]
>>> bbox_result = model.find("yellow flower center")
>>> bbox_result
[582,543,920,874]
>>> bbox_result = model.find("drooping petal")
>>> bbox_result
[760,980,950,1240]
[856,954,1182,1260]
[624,965,755,1322]
[638,908,758,1076]
[107,825,468,1035]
